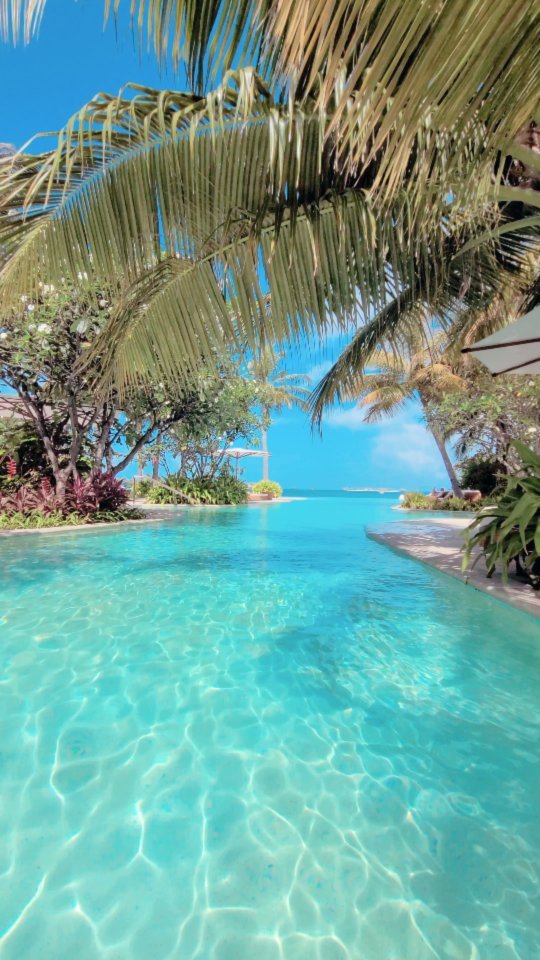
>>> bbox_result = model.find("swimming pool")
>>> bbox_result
[0,495,538,959]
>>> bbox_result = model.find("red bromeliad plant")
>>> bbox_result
[0,472,128,518]
[0,483,59,516]
[87,473,129,511]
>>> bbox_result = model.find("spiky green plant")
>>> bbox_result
[463,441,540,589]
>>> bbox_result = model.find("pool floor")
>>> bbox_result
[0,497,539,959]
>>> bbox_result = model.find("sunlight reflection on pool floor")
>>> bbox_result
[0,498,539,959]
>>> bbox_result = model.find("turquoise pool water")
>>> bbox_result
[0,495,539,960]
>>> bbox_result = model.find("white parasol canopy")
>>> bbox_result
[461,307,540,375]
[212,447,269,478]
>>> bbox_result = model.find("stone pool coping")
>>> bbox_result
[367,516,540,620]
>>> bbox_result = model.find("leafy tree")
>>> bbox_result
[459,459,504,497]
[0,286,235,493]
[247,347,310,480]
[323,331,466,495]
[166,375,262,480]
[309,246,540,426]
[426,373,540,474]
[1,1,539,412]
[1,41,539,394]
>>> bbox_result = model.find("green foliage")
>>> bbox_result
[427,375,540,471]
[169,373,262,480]
[0,508,143,530]
[145,481,187,504]
[252,480,283,498]
[464,442,540,589]
[0,418,50,484]
[133,478,153,497]
[459,458,504,496]
[146,475,248,505]
[3,69,527,396]
[1,285,246,488]
[401,492,481,513]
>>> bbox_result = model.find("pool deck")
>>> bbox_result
[368,516,540,620]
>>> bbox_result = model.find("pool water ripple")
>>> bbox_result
[0,497,539,959]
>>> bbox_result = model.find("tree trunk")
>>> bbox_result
[136,421,146,475]
[261,406,269,481]
[55,468,71,501]
[430,427,463,496]
[418,391,462,497]
[152,456,160,480]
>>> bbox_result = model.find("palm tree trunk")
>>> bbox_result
[261,405,269,481]
[430,426,463,497]
[418,391,462,496]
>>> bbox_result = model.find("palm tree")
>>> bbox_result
[248,348,310,481]
[308,239,540,436]
[1,2,539,390]
[3,1,539,204]
[1,71,536,396]
[328,333,466,495]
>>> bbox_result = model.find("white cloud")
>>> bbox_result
[371,420,445,481]
[323,400,447,484]
[305,360,333,383]
[324,404,368,430]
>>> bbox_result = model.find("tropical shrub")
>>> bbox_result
[0,483,59,516]
[252,480,283,498]
[210,475,248,505]
[463,442,540,589]
[401,492,481,513]
[459,458,504,496]
[0,472,129,519]
[133,478,153,497]
[146,475,248,505]
[85,473,129,511]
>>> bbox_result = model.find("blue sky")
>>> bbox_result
[0,0,447,490]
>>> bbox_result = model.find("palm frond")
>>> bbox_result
[0,0,44,42]
[2,72,497,390]
[3,1,540,208]
[309,218,540,427]
[361,387,409,424]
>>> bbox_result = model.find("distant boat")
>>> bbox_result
[342,487,404,493]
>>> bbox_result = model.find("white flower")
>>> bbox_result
[26,304,35,312]
[20,295,29,303]
[37,323,50,334]
[0,331,8,340]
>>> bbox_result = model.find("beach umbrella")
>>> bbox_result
[461,307,540,375]
[213,447,269,479]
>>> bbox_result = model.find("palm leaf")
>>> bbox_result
[3,1,540,208]
[1,73,497,389]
